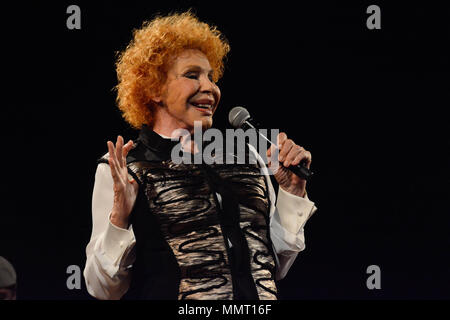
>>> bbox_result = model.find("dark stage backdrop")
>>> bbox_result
[1,1,449,300]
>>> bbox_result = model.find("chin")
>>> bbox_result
[193,117,213,130]
[203,118,213,129]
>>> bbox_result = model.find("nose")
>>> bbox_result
[199,74,216,94]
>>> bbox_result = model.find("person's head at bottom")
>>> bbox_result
[0,257,17,300]
[115,10,230,136]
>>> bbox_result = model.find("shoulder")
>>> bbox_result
[98,152,110,165]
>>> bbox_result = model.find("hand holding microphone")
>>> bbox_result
[228,106,313,197]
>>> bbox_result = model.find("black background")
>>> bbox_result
[1,0,449,300]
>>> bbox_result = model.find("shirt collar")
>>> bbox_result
[137,125,181,156]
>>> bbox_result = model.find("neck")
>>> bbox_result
[150,124,200,154]
[152,107,193,138]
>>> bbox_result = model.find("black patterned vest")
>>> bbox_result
[102,126,277,300]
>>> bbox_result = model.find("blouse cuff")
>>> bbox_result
[276,186,317,235]
[101,214,135,266]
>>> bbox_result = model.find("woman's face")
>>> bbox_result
[152,49,221,135]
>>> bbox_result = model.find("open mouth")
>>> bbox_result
[190,102,214,114]
[190,102,213,109]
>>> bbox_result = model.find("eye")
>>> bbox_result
[184,72,199,80]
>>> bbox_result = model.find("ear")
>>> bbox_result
[149,92,164,107]
[152,96,163,104]
[150,86,165,105]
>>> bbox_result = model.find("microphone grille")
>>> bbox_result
[228,106,250,128]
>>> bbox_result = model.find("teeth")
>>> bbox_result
[194,103,212,108]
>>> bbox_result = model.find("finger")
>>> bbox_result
[107,155,119,180]
[277,132,287,149]
[116,136,124,168]
[279,139,294,162]
[121,140,134,167]
[284,145,303,167]
[107,141,121,180]
[107,140,114,157]
[122,140,134,157]
[107,141,118,164]
[267,142,279,164]
[291,150,311,168]
[107,150,122,183]
[266,142,276,157]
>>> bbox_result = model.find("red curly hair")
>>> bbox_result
[114,11,230,129]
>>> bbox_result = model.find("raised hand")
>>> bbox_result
[107,136,139,229]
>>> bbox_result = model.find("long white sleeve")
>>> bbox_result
[249,144,318,280]
[270,186,317,280]
[83,163,136,300]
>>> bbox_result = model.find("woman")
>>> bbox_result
[84,11,317,300]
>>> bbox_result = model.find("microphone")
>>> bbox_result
[228,106,314,181]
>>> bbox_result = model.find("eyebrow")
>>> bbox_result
[182,65,213,74]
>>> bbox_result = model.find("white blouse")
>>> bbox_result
[83,144,317,300]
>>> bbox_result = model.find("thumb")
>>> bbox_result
[130,178,139,191]
[267,143,277,157]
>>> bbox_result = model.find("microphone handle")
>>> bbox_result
[288,162,314,181]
